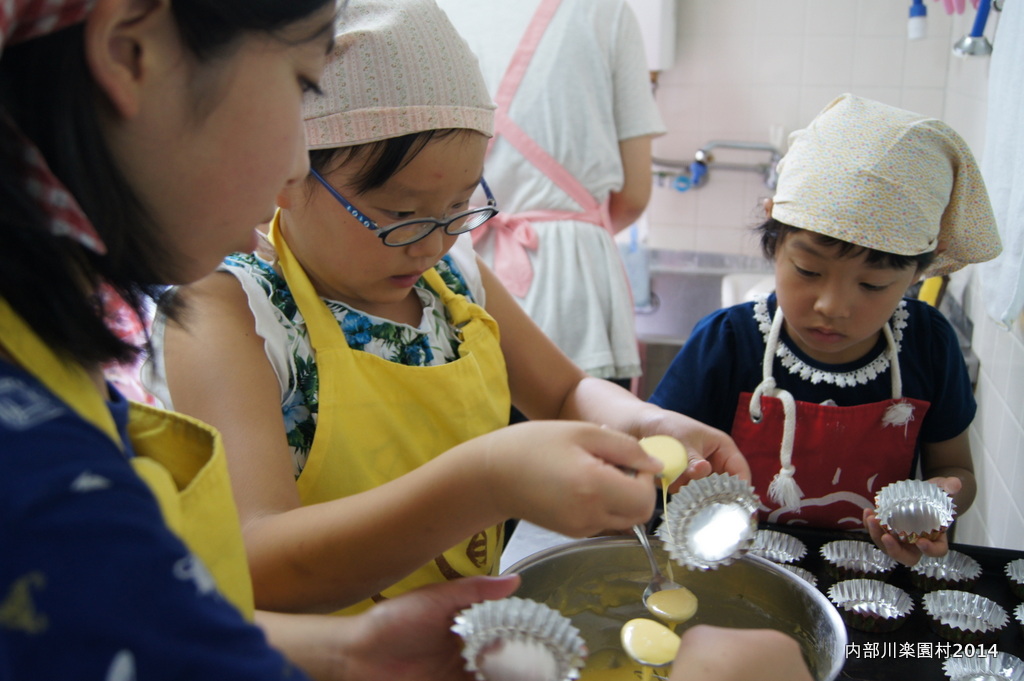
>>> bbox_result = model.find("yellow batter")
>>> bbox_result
[639,435,688,487]
[639,435,687,560]
[621,617,680,667]
[645,587,698,624]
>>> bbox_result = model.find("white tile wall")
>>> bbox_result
[645,0,1024,549]
[649,0,960,257]
[959,293,1024,550]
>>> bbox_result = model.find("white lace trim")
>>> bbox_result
[752,295,909,388]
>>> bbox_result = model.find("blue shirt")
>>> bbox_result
[0,360,309,681]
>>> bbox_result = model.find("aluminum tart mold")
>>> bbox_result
[909,550,983,591]
[452,597,588,681]
[922,590,1009,645]
[750,529,807,565]
[656,473,759,571]
[820,540,898,581]
[827,578,914,633]
[1006,558,1024,600]
[943,651,1024,681]
[1016,603,1024,639]
[874,479,955,543]
[779,564,819,588]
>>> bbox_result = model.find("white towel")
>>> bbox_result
[980,0,1024,326]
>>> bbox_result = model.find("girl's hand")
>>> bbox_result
[483,421,660,537]
[927,475,964,498]
[342,575,521,681]
[257,575,521,681]
[863,477,960,567]
[637,412,751,492]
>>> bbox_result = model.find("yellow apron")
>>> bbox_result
[269,213,510,615]
[0,297,255,619]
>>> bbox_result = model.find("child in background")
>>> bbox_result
[650,94,1001,566]
[436,0,666,390]
[145,0,746,617]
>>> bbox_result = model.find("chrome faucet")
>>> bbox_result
[653,140,782,190]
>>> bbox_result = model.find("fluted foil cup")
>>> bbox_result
[751,529,807,565]
[827,579,913,633]
[922,590,1008,644]
[874,479,955,543]
[780,564,818,588]
[1006,558,1024,599]
[909,550,981,591]
[820,540,897,581]
[657,473,758,571]
[452,597,588,681]
[943,651,1024,681]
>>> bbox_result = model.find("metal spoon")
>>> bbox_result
[633,524,684,606]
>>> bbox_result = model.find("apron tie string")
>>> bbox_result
[472,212,539,298]
[473,204,604,298]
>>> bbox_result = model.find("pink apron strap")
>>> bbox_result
[493,112,602,214]
[491,0,562,115]
[484,0,612,297]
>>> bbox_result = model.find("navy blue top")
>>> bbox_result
[0,359,309,680]
[650,294,976,446]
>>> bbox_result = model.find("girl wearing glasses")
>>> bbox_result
[145,0,747,616]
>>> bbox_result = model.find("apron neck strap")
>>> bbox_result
[760,302,786,383]
[492,0,563,115]
[268,211,353,347]
[882,322,903,399]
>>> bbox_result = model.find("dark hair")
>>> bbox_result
[756,217,936,272]
[0,1,335,367]
[308,129,463,195]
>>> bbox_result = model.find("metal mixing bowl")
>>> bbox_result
[504,535,847,681]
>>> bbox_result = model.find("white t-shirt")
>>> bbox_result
[438,0,665,211]
[437,0,666,378]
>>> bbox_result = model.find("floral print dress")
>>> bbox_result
[217,249,478,479]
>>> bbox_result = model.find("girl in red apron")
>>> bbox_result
[650,94,1002,566]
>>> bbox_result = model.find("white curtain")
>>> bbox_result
[980,0,1024,325]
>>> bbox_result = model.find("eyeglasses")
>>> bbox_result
[309,168,499,247]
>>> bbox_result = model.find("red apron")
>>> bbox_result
[732,304,929,530]
[470,0,613,298]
